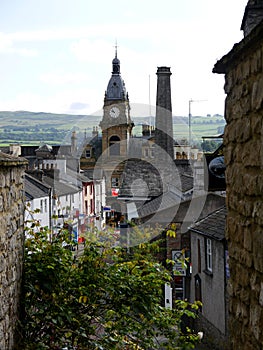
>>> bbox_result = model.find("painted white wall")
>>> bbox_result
[25,195,50,230]
[83,182,94,216]
[94,177,106,229]
[51,187,81,233]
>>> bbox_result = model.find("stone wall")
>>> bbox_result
[0,153,27,349]
[213,21,263,350]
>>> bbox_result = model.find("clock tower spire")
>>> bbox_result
[112,41,120,75]
[100,48,133,158]
[104,45,126,100]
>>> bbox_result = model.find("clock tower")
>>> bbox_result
[100,48,133,158]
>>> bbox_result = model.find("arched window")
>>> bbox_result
[109,135,120,156]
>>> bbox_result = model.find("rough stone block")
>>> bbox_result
[0,162,26,349]
[242,140,262,167]
[259,282,263,306]
[252,228,263,273]
[251,76,263,110]
[249,304,263,341]
[250,48,263,75]
[243,226,252,251]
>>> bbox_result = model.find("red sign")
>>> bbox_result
[111,188,119,197]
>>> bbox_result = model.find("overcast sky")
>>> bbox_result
[0,0,248,118]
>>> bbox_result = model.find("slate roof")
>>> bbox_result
[132,193,226,235]
[136,190,181,218]
[36,144,53,152]
[78,135,102,159]
[25,174,51,200]
[172,173,193,193]
[62,167,92,187]
[43,176,80,197]
[118,158,193,200]
[118,158,163,198]
[189,206,227,241]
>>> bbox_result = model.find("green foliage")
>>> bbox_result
[19,224,200,350]
[201,140,221,152]
[0,111,225,145]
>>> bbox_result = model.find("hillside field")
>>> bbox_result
[0,111,225,146]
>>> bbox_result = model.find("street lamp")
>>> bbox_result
[188,99,207,146]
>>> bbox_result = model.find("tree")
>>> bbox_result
[18,221,201,350]
[201,140,219,153]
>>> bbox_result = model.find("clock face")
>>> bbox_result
[109,106,120,118]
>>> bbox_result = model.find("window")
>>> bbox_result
[111,177,119,188]
[109,136,120,156]
[205,238,212,272]
[40,200,43,213]
[194,274,202,307]
[197,239,201,273]
[86,149,91,158]
[44,199,47,212]
[144,148,149,158]
[90,199,93,213]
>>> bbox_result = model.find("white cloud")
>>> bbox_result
[0,0,247,116]
[40,72,91,85]
[70,38,113,63]
[0,88,102,115]
[0,32,37,56]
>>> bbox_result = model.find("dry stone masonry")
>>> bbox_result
[0,153,27,350]
[213,9,263,350]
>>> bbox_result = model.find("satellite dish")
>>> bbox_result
[209,156,225,179]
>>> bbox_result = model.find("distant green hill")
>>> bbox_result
[0,111,225,146]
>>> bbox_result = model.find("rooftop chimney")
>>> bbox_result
[155,67,174,161]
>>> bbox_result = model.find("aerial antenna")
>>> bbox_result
[149,75,152,135]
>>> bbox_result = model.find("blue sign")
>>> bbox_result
[103,206,111,212]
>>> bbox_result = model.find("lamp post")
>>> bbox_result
[188,99,193,147]
[188,99,207,146]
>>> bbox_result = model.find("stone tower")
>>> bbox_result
[99,48,133,159]
[155,66,174,161]
[97,49,134,214]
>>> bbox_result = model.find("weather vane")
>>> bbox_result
[114,39,118,57]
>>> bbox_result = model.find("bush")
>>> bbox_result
[18,224,200,349]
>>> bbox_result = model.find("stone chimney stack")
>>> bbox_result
[155,66,174,161]
[71,130,77,155]
[92,126,99,138]
[241,0,263,37]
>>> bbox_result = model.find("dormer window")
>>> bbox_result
[86,149,91,158]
